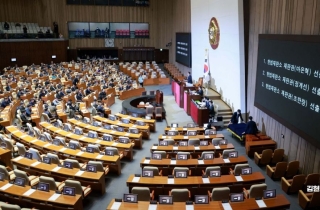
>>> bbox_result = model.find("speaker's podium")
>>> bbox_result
[184,91,202,115]
[190,100,209,126]
[172,79,196,108]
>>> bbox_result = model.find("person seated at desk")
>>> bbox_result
[96,102,107,117]
[51,74,57,80]
[1,98,10,108]
[187,72,192,84]
[125,84,131,90]
[56,90,65,100]
[92,99,98,109]
[28,98,36,107]
[243,116,259,135]
[98,90,107,101]
[229,109,244,124]
[44,107,58,121]
[73,76,80,86]
[75,90,83,101]
[85,87,92,96]
[25,104,32,118]
[20,109,34,126]
[205,123,212,131]
[208,101,215,117]
[5,83,11,92]
[71,84,78,92]
[197,86,203,97]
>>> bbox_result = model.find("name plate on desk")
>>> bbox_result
[31,161,41,167]
[198,160,204,164]
[152,146,157,149]
[235,176,243,181]
[0,183,12,191]
[23,189,36,196]
[132,177,140,182]
[223,159,230,163]
[144,159,150,164]
[222,203,232,210]
[194,146,200,150]
[215,146,221,149]
[110,202,122,210]
[202,177,210,183]
[48,193,61,201]
[173,146,178,150]
[167,178,174,184]
[14,156,23,161]
[170,160,176,164]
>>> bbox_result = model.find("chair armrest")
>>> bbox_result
[189,170,191,176]
[81,162,88,169]
[150,190,155,200]
[166,154,169,159]
[169,190,172,196]
[83,185,91,193]
[159,170,162,176]
[202,170,205,175]
[266,165,274,178]
[254,152,261,159]
[298,190,310,209]
[219,153,222,158]
[208,191,212,201]
[6,166,13,172]
[28,175,39,182]
[281,177,291,193]
[188,190,191,198]
[229,168,234,175]
[243,188,249,199]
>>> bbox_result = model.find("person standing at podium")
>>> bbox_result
[187,72,192,84]
[197,86,203,97]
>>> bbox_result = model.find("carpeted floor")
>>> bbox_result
[83,84,301,210]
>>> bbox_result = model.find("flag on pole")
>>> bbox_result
[204,49,210,83]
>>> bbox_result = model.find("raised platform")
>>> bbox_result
[122,95,166,118]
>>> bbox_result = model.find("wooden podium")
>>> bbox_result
[184,92,202,115]
[190,100,209,126]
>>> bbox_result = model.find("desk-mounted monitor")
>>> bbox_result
[230,193,244,202]
[159,195,173,204]
[123,193,138,203]
[263,189,276,199]
[194,195,209,204]
[241,167,252,175]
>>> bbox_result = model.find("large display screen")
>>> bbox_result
[255,35,320,147]
[175,33,192,68]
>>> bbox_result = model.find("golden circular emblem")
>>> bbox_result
[208,17,220,49]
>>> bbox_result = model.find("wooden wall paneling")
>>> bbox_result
[247,0,320,174]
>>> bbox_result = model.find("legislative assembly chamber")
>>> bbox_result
[0,0,319,210]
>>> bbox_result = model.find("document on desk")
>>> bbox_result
[96,154,103,159]
[162,136,166,138]
[111,131,116,134]
[186,205,194,210]
[215,145,221,149]
[205,135,210,138]
[152,146,157,149]
[173,146,178,150]
[223,159,230,163]
[0,183,12,191]
[256,200,267,208]
[167,178,174,184]
[170,160,176,164]
[76,151,84,156]
[198,160,204,164]
[132,177,140,182]
[148,204,157,210]
[59,148,67,152]
[75,170,85,176]
[31,161,41,167]
[23,189,36,196]
[125,133,130,136]
[48,193,61,201]
[222,203,232,210]
[183,136,188,139]
[95,140,102,143]
[98,128,103,131]
[144,159,150,164]
[14,156,23,161]
[67,133,73,137]
[44,143,51,148]
[80,136,86,140]
[112,142,118,146]
[202,178,210,183]
[110,201,122,210]
[132,125,137,128]
[235,176,243,181]
[183,128,187,131]
[31,139,37,143]
[194,146,200,150]
[52,166,62,172]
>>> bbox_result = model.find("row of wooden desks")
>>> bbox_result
[126,173,265,197]
[150,144,234,158]
[0,148,13,168]
[40,122,134,160]
[12,156,106,194]
[158,134,224,142]
[93,116,150,140]
[164,126,205,134]
[115,113,156,132]
[6,126,122,175]
[140,156,247,176]
[0,180,83,210]
[246,140,277,158]
[0,100,19,127]
[66,119,143,149]
[107,195,290,210]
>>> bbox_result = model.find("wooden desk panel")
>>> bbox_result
[164,127,205,134]
[106,195,290,210]
[40,121,134,160]
[12,156,106,194]
[158,134,224,142]
[246,140,277,158]
[119,88,146,100]
[6,126,122,175]
[190,101,209,127]
[0,100,19,127]
[93,116,150,140]
[140,156,248,176]
[126,173,265,198]
[115,113,156,132]
[31,101,43,129]
[0,180,83,210]
[0,148,13,168]
[67,119,142,149]
[150,144,235,158]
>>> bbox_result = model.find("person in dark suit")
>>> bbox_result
[1,98,10,108]
[73,76,79,86]
[229,109,244,124]
[85,87,92,96]
[197,86,203,97]
[208,101,215,118]
[187,72,192,84]
[243,116,259,135]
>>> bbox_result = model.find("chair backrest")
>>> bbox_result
[83,117,90,123]
[163,139,175,145]
[63,123,72,131]
[64,180,83,196]
[201,151,215,159]
[136,120,145,126]
[212,138,223,145]
[290,174,307,193]
[88,131,98,138]
[222,149,236,159]
[47,153,61,164]
[0,165,11,181]
[105,147,119,155]
[43,132,52,142]
[188,138,200,146]
[55,136,67,147]
[273,162,288,179]
[16,142,27,156]
[28,148,42,161]
[153,151,166,159]
[87,161,104,172]
[42,113,50,122]
[205,129,216,135]
[102,134,113,141]
[87,144,100,153]
[143,166,160,176]
[259,149,273,165]
[205,166,221,176]
[69,140,81,150]
[74,127,83,135]
[64,159,81,168]
[248,183,267,198]
[56,119,63,128]
[0,203,22,210]
[132,187,151,201]
[171,189,189,202]
[13,169,29,185]
[26,123,34,136]
[39,175,57,191]
[33,127,42,138]
[234,164,249,175]
[304,173,320,186]
[177,152,190,159]
[271,149,284,164]
[3,139,14,151]
[286,161,300,178]
[173,167,189,175]
[211,187,230,201]
[155,107,162,114]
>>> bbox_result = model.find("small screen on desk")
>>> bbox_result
[152,153,162,160]
[63,186,76,196]
[123,194,138,203]
[229,151,238,158]
[209,170,221,177]
[0,172,4,181]
[175,170,187,178]
[159,141,168,146]
[63,161,73,169]
[177,154,188,160]
[86,147,94,153]
[142,170,154,177]
[200,141,208,146]
[159,195,173,204]
[38,182,50,192]
[69,143,77,150]
[230,193,244,202]
[195,195,209,204]
[179,141,187,146]
[204,153,214,160]
[24,152,33,160]
[43,156,51,164]
[14,177,26,187]
[264,189,276,199]
[86,164,97,173]
[105,150,114,156]
[241,167,252,175]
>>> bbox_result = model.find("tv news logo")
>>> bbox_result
[307,185,320,192]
